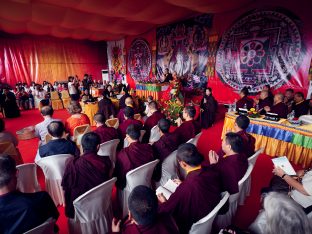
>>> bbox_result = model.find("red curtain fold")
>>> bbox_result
[0,33,107,86]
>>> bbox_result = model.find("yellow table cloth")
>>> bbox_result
[82,102,99,126]
[110,98,119,110]
[222,113,312,167]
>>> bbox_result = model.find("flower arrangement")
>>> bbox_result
[248,108,260,118]
[159,99,184,126]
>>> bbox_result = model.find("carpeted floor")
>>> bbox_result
[4,108,302,233]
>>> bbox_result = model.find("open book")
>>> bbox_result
[272,156,296,176]
[156,179,179,200]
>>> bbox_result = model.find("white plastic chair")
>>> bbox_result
[17,163,41,193]
[248,148,264,167]
[120,159,159,217]
[123,130,146,148]
[98,139,120,175]
[73,124,91,144]
[69,177,117,234]
[105,118,119,129]
[215,163,254,229]
[187,132,202,146]
[190,192,230,234]
[149,125,161,143]
[36,154,73,206]
[24,218,55,234]
[159,150,178,186]
[238,163,254,205]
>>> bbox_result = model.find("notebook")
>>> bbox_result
[156,179,179,200]
[272,156,296,176]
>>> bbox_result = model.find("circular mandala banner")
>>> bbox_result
[128,38,152,82]
[216,10,302,93]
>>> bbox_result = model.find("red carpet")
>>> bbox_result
[3,108,302,233]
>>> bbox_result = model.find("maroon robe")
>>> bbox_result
[119,214,179,234]
[270,102,288,118]
[143,111,166,142]
[98,98,116,120]
[292,101,309,118]
[118,118,143,140]
[258,97,273,112]
[117,108,126,124]
[158,165,222,234]
[114,142,154,188]
[93,125,119,144]
[236,96,254,110]
[216,153,248,194]
[200,95,218,128]
[61,152,112,218]
[174,120,201,144]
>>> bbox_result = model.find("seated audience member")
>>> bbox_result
[200,87,218,129]
[81,89,95,103]
[117,97,135,124]
[112,185,179,234]
[119,88,131,109]
[143,101,165,142]
[1,88,20,118]
[0,155,59,234]
[264,93,288,118]
[65,101,90,136]
[268,166,312,212]
[17,87,30,110]
[152,118,179,162]
[114,125,154,189]
[35,121,79,162]
[0,118,18,147]
[250,192,312,234]
[218,115,255,158]
[256,90,273,114]
[93,113,119,143]
[284,88,295,112]
[291,92,309,118]
[98,95,116,120]
[118,107,143,140]
[62,132,112,218]
[158,143,222,233]
[174,105,201,144]
[35,106,60,145]
[208,132,248,194]
[236,87,254,110]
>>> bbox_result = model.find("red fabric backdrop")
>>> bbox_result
[208,0,312,103]
[0,33,107,86]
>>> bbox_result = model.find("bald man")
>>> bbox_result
[257,90,273,114]
[264,93,288,118]
[117,97,137,124]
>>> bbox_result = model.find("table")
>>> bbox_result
[222,113,312,167]
[110,98,119,110]
[91,87,104,97]
[135,83,169,101]
[81,102,99,126]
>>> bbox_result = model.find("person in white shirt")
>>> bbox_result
[68,76,79,100]
[34,106,60,146]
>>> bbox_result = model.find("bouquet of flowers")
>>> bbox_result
[159,99,184,126]
[248,108,261,118]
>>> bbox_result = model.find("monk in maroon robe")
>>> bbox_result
[114,125,154,189]
[143,101,165,142]
[257,90,273,114]
[264,93,288,118]
[112,186,179,234]
[200,87,218,128]
[93,113,119,143]
[117,97,138,124]
[118,107,143,140]
[284,88,295,113]
[158,144,221,233]
[174,105,201,144]
[292,92,309,118]
[98,95,116,120]
[209,132,248,194]
[236,87,254,110]
[61,132,112,218]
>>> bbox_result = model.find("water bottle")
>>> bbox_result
[243,103,247,110]
[255,104,259,112]
[233,102,236,112]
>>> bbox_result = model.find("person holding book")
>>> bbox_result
[157,143,222,234]
[268,165,312,213]
[111,185,179,234]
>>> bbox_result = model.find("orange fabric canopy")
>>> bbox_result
[0,0,252,41]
